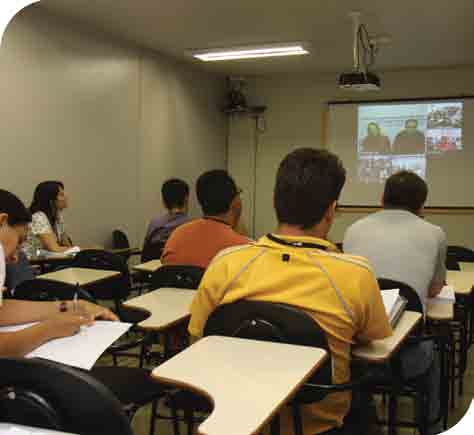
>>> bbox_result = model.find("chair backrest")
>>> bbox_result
[0,357,132,435]
[141,227,166,263]
[72,250,130,301]
[5,251,35,290]
[378,278,423,314]
[112,230,130,250]
[13,279,96,303]
[204,300,332,398]
[447,245,474,269]
[151,265,205,290]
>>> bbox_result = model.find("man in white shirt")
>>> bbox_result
[0,189,117,357]
[343,171,445,434]
[343,170,447,311]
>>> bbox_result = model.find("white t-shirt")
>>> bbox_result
[343,209,447,312]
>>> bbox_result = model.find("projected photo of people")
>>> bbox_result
[360,122,391,153]
[426,102,463,154]
[392,119,426,154]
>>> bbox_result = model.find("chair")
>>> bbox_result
[0,357,133,435]
[5,251,35,291]
[113,230,131,250]
[377,278,449,434]
[446,245,474,270]
[161,300,372,435]
[151,265,205,290]
[141,227,166,263]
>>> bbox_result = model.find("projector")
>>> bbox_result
[338,71,381,91]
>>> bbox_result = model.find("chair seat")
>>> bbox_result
[90,367,164,406]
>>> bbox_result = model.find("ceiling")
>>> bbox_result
[40,0,474,76]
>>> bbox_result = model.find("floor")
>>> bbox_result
[97,339,473,435]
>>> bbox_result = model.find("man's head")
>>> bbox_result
[196,170,241,227]
[382,171,428,215]
[405,119,418,131]
[274,148,346,236]
[161,178,189,212]
[367,122,380,136]
[0,189,32,262]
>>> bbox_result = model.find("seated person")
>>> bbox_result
[361,122,391,153]
[23,181,74,258]
[343,170,445,431]
[188,149,392,435]
[0,189,117,357]
[161,170,249,268]
[392,119,426,154]
[144,178,191,247]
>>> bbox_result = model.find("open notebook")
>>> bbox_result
[382,289,407,327]
[428,285,455,304]
[0,321,131,369]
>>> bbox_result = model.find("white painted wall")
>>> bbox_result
[228,68,474,246]
[0,5,227,248]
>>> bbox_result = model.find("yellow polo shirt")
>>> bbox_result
[189,234,392,434]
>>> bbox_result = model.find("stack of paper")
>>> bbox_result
[429,285,456,305]
[381,289,407,327]
[41,246,80,258]
[0,321,131,370]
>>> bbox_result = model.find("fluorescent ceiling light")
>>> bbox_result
[190,43,309,62]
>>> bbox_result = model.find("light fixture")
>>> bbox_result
[190,43,309,62]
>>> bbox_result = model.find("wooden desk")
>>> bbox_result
[37,267,120,287]
[353,311,422,363]
[0,423,76,434]
[447,270,474,295]
[124,288,195,330]
[427,301,454,321]
[151,335,328,435]
[132,259,162,274]
[459,262,474,272]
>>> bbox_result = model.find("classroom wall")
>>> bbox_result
[0,5,227,247]
[228,67,474,246]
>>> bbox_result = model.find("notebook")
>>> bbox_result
[382,289,407,327]
[41,246,80,258]
[0,321,131,370]
[428,285,456,304]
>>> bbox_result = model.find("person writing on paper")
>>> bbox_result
[188,149,392,435]
[23,181,76,258]
[0,189,117,357]
[343,171,445,434]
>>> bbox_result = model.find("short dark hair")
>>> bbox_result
[383,171,428,213]
[161,179,189,210]
[0,189,32,226]
[274,148,346,229]
[196,170,239,215]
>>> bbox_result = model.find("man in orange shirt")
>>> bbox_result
[161,170,250,268]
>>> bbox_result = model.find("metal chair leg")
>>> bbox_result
[149,400,158,435]
[291,402,303,435]
[270,413,280,435]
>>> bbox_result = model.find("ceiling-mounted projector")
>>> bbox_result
[338,12,382,91]
[338,71,380,91]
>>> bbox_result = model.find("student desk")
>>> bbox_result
[124,288,195,359]
[151,335,328,435]
[0,423,77,434]
[37,267,120,287]
[459,262,474,272]
[132,259,162,274]
[446,271,474,295]
[123,288,195,330]
[353,311,422,362]
[427,301,454,321]
[29,254,75,273]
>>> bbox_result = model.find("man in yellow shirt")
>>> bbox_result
[188,148,392,434]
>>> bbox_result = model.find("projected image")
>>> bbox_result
[356,101,463,182]
[358,155,426,184]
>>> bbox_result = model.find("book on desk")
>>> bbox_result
[382,289,407,328]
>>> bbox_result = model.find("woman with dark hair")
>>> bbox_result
[23,181,74,258]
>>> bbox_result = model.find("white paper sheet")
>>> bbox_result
[381,288,400,317]
[0,321,131,370]
[0,423,76,434]
[429,285,456,305]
